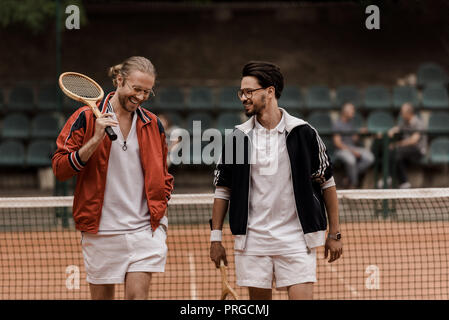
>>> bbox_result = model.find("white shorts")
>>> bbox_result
[81,226,167,284]
[234,250,317,290]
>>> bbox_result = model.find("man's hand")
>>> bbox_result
[324,238,343,263]
[93,113,118,142]
[210,242,227,268]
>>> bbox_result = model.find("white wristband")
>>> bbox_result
[210,230,223,242]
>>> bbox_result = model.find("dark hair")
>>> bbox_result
[242,61,284,99]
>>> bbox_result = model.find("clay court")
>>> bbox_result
[1,219,448,300]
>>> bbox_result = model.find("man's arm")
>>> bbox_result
[210,197,229,268]
[323,185,343,263]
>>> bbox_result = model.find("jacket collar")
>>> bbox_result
[99,91,151,124]
[235,107,307,134]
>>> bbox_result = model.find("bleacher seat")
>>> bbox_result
[422,84,449,109]
[393,86,419,109]
[1,113,30,139]
[159,112,185,130]
[26,139,55,167]
[367,111,395,134]
[30,114,61,139]
[278,86,303,110]
[217,112,242,134]
[37,84,59,111]
[364,86,391,110]
[63,95,84,113]
[218,86,241,110]
[8,85,35,112]
[156,86,185,111]
[305,86,333,110]
[427,111,449,134]
[335,85,361,108]
[0,88,4,112]
[417,62,449,88]
[186,112,213,135]
[0,140,25,166]
[307,112,333,134]
[429,137,449,164]
[321,136,335,159]
[187,87,214,110]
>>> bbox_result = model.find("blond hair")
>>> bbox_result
[108,56,156,87]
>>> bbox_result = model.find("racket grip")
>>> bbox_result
[105,126,117,141]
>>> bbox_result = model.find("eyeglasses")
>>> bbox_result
[237,87,266,99]
[124,80,156,99]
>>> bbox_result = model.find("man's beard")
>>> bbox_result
[244,96,266,117]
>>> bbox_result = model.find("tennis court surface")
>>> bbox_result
[1,189,449,299]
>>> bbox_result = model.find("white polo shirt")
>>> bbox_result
[98,104,167,234]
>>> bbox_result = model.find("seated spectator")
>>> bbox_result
[333,102,374,188]
[387,102,427,189]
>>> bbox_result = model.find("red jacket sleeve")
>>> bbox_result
[52,109,88,181]
[157,117,174,201]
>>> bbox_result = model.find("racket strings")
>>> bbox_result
[62,74,102,99]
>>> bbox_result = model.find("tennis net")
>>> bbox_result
[1,188,449,299]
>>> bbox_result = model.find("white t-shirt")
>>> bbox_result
[98,104,167,234]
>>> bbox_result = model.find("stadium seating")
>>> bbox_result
[307,111,333,134]
[8,85,35,112]
[278,86,303,110]
[321,136,335,159]
[421,84,449,109]
[305,85,333,110]
[30,114,61,139]
[417,62,449,88]
[429,137,449,164]
[367,111,395,134]
[26,140,55,167]
[37,84,59,111]
[364,86,391,110]
[63,95,83,113]
[187,87,214,110]
[393,86,419,109]
[1,113,30,139]
[159,112,185,130]
[427,111,449,134]
[216,112,242,134]
[0,88,4,112]
[218,86,241,110]
[155,86,185,111]
[0,140,25,166]
[335,85,361,108]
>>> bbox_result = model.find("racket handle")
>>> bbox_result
[105,126,117,141]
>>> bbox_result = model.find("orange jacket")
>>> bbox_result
[52,92,174,233]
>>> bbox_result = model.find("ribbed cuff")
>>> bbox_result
[68,151,85,172]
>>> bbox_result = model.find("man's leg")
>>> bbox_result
[335,149,357,187]
[124,272,152,300]
[89,283,115,300]
[248,287,273,300]
[287,282,314,300]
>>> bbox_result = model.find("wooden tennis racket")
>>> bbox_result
[59,72,117,141]
[220,260,239,300]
